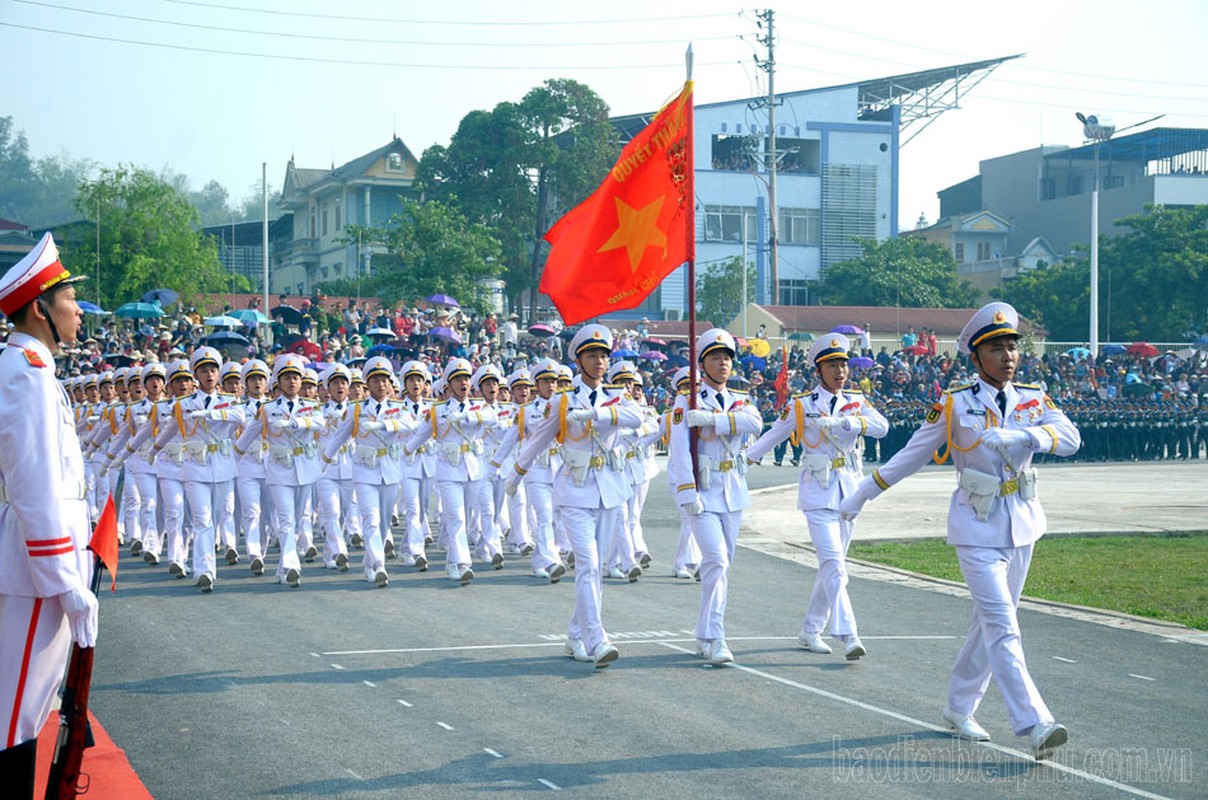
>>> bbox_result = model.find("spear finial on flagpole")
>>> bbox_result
[686,43,694,81]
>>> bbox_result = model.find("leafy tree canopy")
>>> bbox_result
[819,236,981,308]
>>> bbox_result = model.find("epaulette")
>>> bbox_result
[1015,383,1040,390]
[677,387,691,395]
[844,388,864,395]
[946,382,976,393]
[22,349,47,368]
[219,392,237,399]
[554,386,574,394]
[602,383,625,391]
[730,388,749,396]
[429,399,448,407]
[792,391,810,399]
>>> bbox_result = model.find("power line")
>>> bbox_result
[0,21,733,70]
[156,0,734,27]
[15,0,735,49]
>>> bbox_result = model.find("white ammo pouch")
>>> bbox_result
[439,440,479,466]
[355,444,385,468]
[803,453,846,489]
[561,447,604,487]
[959,467,1040,521]
[269,443,312,468]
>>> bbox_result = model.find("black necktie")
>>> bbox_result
[287,399,294,413]
[204,394,212,408]
[588,389,597,407]
[413,402,420,414]
[996,390,1007,418]
[829,395,837,414]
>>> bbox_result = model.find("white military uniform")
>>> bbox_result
[396,361,435,568]
[104,367,164,562]
[512,338,642,664]
[233,362,271,572]
[748,335,888,649]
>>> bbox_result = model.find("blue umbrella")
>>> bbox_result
[77,300,108,316]
[114,302,163,319]
[1102,344,1127,355]
[613,348,639,358]
[740,354,766,371]
[1195,334,1208,347]
[366,344,395,358]
[231,309,269,326]
[1065,346,1091,361]
[142,289,179,306]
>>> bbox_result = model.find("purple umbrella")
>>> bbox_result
[829,324,864,335]
[425,294,460,308]
[528,323,556,338]
[638,350,667,361]
[850,356,875,369]
[429,326,462,345]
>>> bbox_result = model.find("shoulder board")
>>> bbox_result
[677,388,691,396]
[1014,383,1040,390]
[429,399,448,407]
[792,391,810,399]
[23,349,47,368]
[946,382,976,393]
[554,386,574,394]
[219,392,236,398]
[729,388,749,396]
[602,383,625,391]
[844,388,864,395]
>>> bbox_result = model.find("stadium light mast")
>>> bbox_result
[1075,112,1114,357]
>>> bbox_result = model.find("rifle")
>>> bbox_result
[44,469,123,800]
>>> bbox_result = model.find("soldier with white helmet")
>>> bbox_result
[150,346,246,592]
[235,359,272,573]
[313,364,355,573]
[506,326,644,667]
[601,360,654,582]
[839,302,1080,760]
[102,364,163,560]
[404,357,499,584]
[322,356,416,587]
[747,332,889,661]
[220,362,243,398]
[396,360,436,570]
[667,328,764,664]
[235,354,325,588]
[494,368,535,557]
[470,363,509,567]
[661,365,701,579]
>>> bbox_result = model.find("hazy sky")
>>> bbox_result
[3,0,1205,228]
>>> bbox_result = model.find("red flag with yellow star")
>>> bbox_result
[539,82,694,325]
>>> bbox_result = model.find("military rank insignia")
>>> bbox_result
[1043,395,1058,410]
[672,408,684,425]
[23,348,47,368]
[925,402,942,424]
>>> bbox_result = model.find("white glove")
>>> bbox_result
[685,409,716,428]
[683,497,705,516]
[819,416,853,432]
[839,478,882,521]
[568,408,597,423]
[504,473,522,497]
[270,418,297,431]
[134,415,149,428]
[447,412,467,424]
[59,585,99,648]
[360,419,385,432]
[96,461,110,479]
[981,428,1031,451]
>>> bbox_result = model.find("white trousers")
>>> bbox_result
[184,480,234,582]
[525,480,560,571]
[505,481,532,550]
[0,595,70,748]
[133,471,160,553]
[236,476,266,559]
[268,483,309,576]
[801,509,858,640]
[951,544,1053,735]
[627,479,652,557]
[562,503,622,653]
[314,477,352,563]
[470,478,502,559]
[159,477,187,569]
[437,480,475,568]
[400,475,432,558]
[355,482,399,572]
[691,508,742,641]
[673,506,701,571]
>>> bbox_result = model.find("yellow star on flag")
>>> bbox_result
[596,196,667,272]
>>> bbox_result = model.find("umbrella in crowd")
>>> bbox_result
[204,315,244,328]
[1102,344,1127,355]
[271,304,305,326]
[638,350,667,361]
[1065,346,1091,361]
[741,354,766,371]
[114,301,163,319]
[1127,342,1160,358]
[746,339,771,358]
[425,293,459,308]
[528,323,556,338]
[366,327,395,340]
[787,331,815,342]
[142,288,179,307]
[727,375,750,389]
[641,336,668,348]
[366,344,395,358]
[1195,334,1208,348]
[902,344,929,355]
[286,340,322,360]
[850,356,875,369]
[830,324,864,335]
[231,309,268,326]
[77,301,107,316]
[203,331,252,357]
[429,326,462,345]
[613,348,639,359]
[558,326,580,341]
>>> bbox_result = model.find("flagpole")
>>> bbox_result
[684,46,700,478]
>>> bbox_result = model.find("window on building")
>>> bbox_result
[321,266,329,279]
[977,241,992,261]
[779,207,821,245]
[335,199,341,230]
[386,153,404,172]
[1040,178,1056,200]
[1068,175,1083,196]
[309,208,316,238]
[779,280,809,306]
[1103,174,1125,189]
[776,138,821,174]
[703,205,758,242]
[711,134,758,172]
[333,263,342,275]
[955,242,965,262]
[321,208,328,237]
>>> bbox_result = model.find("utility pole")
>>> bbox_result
[753,9,780,305]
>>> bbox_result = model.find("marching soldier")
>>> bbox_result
[747,333,889,661]
[603,361,648,582]
[313,365,354,573]
[234,360,271,574]
[665,366,702,580]
[506,326,643,668]
[396,360,435,570]
[469,364,508,567]
[493,369,535,557]
[667,329,763,664]
[840,302,1080,760]
[0,233,92,797]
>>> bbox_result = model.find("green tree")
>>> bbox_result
[68,165,247,309]
[997,205,1208,342]
[696,256,756,330]
[0,116,94,228]
[820,236,981,308]
[347,198,503,313]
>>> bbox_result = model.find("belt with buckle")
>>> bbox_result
[459,443,471,453]
[625,451,636,459]
[588,455,605,469]
[831,456,847,469]
[206,443,220,454]
[291,446,306,456]
[999,478,1019,496]
[375,447,388,457]
[717,460,734,472]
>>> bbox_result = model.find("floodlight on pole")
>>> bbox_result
[1075,112,1114,358]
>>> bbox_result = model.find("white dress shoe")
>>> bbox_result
[548,563,566,583]
[225,547,239,565]
[375,569,389,588]
[415,554,428,572]
[446,563,461,582]
[589,641,619,668]
[335,553,349,572]
[843,638,867,661]
[197,574,214,593]
[1028,721,1068,761]
[491,552,505,570]
[606,566,625,579]
[798,633,833,654]
[281,568,301,588]
[458,566,475,585]
[325,559,339,570]
[564,638,591,662]
[304,545,318,562]
[941,707,990,742]
[673,568,693,579]
[249,556,264,575]
[144,551,160,566]
[626,565,642,583]
[697,640,734,664]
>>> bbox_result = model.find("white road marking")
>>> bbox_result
[537,778,561,791]
[280,719,290,726]
[483,748,503,758]
[657,641,1176,800]
[1052,656,1077,663]
[346,768,363,780]
[362,680,376,688]
[331,663,345,670]
[436,721,454,731]
[309,652,320,658]
[1129,673,1156,681]
[396,699,413,708]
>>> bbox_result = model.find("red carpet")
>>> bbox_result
[35,710,154,799]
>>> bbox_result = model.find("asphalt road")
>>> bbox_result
[88,463,1206,799]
